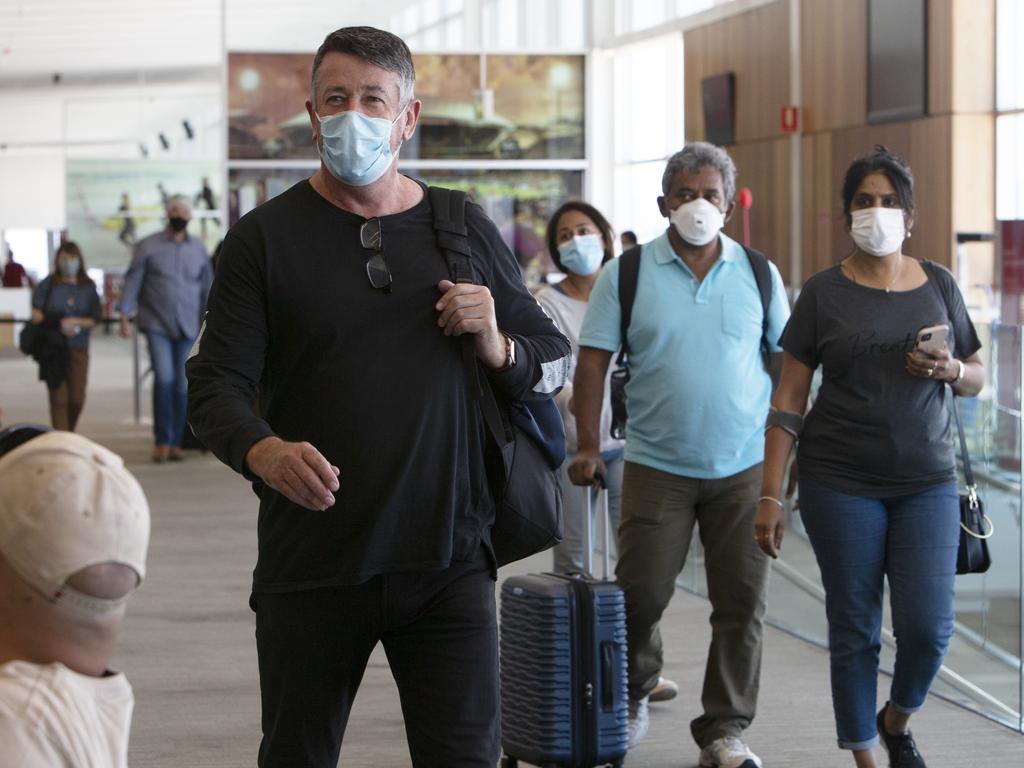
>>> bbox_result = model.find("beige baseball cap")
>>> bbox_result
[0,431,150,614]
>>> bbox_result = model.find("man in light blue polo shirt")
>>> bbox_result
[569,143,789,768]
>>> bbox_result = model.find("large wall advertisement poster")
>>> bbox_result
[228,52,584,161]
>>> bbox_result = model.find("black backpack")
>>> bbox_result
[610,243,775,439]
[428,186,565,567]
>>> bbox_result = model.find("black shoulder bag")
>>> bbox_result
[18,279,55,356]
[428,186,565,567]
[920,260,992,574]
[952,398,992,574]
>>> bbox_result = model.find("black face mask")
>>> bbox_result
[168,217,189,233]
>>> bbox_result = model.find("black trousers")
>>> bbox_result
[254,548,500,767]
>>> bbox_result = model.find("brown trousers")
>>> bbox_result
[615,461,769,748]
[48,347,90,431]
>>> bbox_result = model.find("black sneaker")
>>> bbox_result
[876,704,927,768]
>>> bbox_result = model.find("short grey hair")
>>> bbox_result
[662,142,737,202]
[166,194,191,212]
[311,26,416,109]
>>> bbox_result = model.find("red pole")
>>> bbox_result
[738,187,753,246]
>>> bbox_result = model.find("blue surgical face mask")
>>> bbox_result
[316,109,404,187]
[557,234,605,276]
[59,258,80,278]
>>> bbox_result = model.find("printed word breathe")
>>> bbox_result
[848,330,916,359]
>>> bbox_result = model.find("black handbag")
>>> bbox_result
[952,397,993,574]
[479,374,565,567]
[18,279,55,356]
[18,321,42,356]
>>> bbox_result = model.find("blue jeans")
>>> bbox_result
[145,330,193,447]
[551,451,624,574]
[799,475,959,750]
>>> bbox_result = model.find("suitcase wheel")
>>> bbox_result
[501,756,518,768]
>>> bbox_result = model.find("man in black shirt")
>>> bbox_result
[186,26,570,768]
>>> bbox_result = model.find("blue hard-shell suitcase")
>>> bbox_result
[499,487,629,768]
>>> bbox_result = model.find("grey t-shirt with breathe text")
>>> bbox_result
[781,261,981,497]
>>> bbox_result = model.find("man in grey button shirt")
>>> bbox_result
[117,195,212,463]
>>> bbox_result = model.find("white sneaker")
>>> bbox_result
[699,736,762,768]
[627,696,649,748]
[648,676,679,702]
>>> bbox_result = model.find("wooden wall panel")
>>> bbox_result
[721,138,793,282]
[929,0,954,116]
[951,114,995,233]
[931,0,995,116]
[800,0,866,133]
[684,1,790,144]
[907,117,954,267]
[951,0,995,114]
[801,131,834,278]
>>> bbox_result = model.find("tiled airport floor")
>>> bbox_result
[2,334,1022,766]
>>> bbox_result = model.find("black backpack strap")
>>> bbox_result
[743,245,773,374]
[616,245,642,367]
[920,259,955,322]
[428,186,482,400]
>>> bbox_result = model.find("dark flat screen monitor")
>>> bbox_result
[867,0,927,123]
[702,72,736,146]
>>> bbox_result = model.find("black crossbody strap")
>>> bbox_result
[742,245,773,373]
[616,245,642,367]
[952,397,975,488]
[428,186,482,400]
[920,259,975,486]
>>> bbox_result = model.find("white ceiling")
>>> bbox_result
[0,0,414,83]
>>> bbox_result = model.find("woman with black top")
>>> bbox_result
[29,241,102,431]
[755,146,984,768]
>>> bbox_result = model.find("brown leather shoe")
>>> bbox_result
[152,445,169,463]
[168,446,185,462]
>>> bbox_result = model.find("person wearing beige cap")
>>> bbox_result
[0,426,150,768]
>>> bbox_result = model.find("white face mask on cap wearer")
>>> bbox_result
[850,207,906,257]
[670,198,725,247]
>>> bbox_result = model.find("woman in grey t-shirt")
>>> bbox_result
[535,201,626,576]
[755,147,984,768]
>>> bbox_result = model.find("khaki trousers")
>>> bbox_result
[48,347,89,432]
[615,461,769,748]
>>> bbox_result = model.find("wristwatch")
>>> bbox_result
[493,332,516,372]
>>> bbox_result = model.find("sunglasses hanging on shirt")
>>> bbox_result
[359,217,392,294]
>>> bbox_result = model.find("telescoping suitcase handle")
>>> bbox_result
[583,473,612,581]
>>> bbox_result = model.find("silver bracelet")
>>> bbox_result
[758,495,785,509]
[953,359,966,384]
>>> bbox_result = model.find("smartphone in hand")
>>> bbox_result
[916,324,949,357]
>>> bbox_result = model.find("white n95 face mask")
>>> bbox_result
[850,207,906,257]
[670,198,725,246]
[557,234,605,275]
[316,109,404,187]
